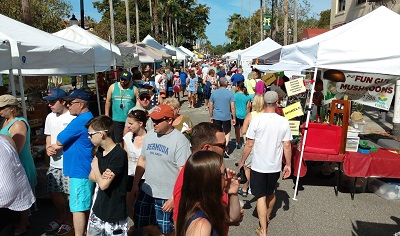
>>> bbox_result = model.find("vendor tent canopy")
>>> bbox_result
[136,42,171,60]
[0,14,95,75]
[0,40,12,70]
[165,44,189,60]
[277,6,400,75]
[53,25,121,72]
[118,41,162,63]
[142,35,176,56]
[238,38,281,62]
[178,46,196,59]
[225,49,244,61]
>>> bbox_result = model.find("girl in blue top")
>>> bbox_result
[234,82,251,149]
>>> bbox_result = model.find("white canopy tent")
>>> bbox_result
[118,41,162,63]
[259,6,400,200]
[142,35,176,56]
[0,14,99,118]
[178,46,196,59]
[53,25,122,72]
[238,38,281,62]
[278,6,400,75]
[165,44,189,60]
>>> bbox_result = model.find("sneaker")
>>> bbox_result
[236,143,241,149]
[55,224,73,236]
[224,150,230,158]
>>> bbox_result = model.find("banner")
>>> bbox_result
[283,102,304,120]
[262,73,277,86]
[263,14,271,30]
[323,71,397,110]
[285,78,306,97]
[288,121,300,135]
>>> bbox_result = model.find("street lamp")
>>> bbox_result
[70,14,78,26]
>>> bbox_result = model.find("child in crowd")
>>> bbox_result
[87,115,129,235]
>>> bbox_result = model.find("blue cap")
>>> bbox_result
[43,88,67,101]
[142,81,156,89]
[119,70,131,80]
[64,89,90,101]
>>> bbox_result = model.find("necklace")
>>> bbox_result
[119,84,129,109]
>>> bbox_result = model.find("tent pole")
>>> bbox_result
[94,66,101,115]
[18,70,27,120]
[9,69,16,96]
[293,67,318,201]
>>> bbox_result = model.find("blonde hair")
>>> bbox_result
[249,71,257,80]
[252,94,264,112]
[163,97,180,109]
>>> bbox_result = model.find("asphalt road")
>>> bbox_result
[28,96,400,236]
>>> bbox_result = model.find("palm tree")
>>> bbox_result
[21,0,31,25]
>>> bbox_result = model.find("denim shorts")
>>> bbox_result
[69,178,94,212]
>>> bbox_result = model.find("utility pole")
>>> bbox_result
[80,0,84,29]
[284,0,288,45]
[293,0,298,43]
[270,0,274,39]
[109,0,115,44]
[249,0,252,46]
[125,0,131,42]
[135,0,140,42]
[260,0,263,41]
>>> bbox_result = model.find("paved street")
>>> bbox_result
[28,96,400,236]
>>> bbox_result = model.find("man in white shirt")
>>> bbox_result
[0,135,35,235]
[238,91,292,236]
[43,88,76,235]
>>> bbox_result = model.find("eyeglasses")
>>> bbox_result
[210,142,227,150]
[151,117,169,125]
[68,101,81,106]
[88,130,108,138]
[0,105,10,111]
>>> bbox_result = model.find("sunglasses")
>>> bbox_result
[139,94,151,101]
[151,117,169,124]
[0,105,11,110]
[88,130,108,137]
[221,168,227,178]
[210,142,227,150]
[68,101,81,106]
[48,100,60,105]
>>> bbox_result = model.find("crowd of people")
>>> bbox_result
[0,59,293,236]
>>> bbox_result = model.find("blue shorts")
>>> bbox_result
[69,178,94,212]
[134,190,174,234]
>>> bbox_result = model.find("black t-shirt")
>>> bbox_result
[92,144,128,222]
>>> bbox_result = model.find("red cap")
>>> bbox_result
[149,104,174,120]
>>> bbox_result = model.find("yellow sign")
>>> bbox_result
[262,73,277,86]
[285,78,306,97]
[288,121,300,136]
[283,102,304,120]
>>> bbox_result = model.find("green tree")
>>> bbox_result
[0,0,72,33]
[317,9,331,28]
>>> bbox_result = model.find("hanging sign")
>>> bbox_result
[283,102,304,120]
[288,120,300,135]
[322,71,397,111]
[263,14,271,30]
[262,73,277,86]
[285,78,306,97]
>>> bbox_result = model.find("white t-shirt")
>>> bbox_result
[123,131,143,177]
[155,74,162,89]
[246,113,292,173]
[44,111,76,168]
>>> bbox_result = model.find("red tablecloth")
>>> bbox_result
[292,149,346,177]
[343,149,400,178]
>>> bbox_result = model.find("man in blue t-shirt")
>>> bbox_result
[54,89,94,236]
[231,68,245,92]
[209,77,236,156]
[179,67,187,97]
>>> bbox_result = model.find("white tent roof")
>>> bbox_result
[0,14,95,75]
[279,6,400,75]
[178,46,196,58]
[118,41,162,63]
[54,25,121,72]
[238,38,282,62]
[165,44,189,60]
[142,35,176,56]
[226,49,244,61]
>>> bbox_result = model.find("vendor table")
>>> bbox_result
[343,149,400,199]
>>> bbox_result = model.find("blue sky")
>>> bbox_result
[71,0,330,46]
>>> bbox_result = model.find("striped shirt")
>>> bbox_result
[0,136,35,211]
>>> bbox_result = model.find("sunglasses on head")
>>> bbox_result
[151,117,169,124]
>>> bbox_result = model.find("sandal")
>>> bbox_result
[55,224,73,236]
[238,188,248,197]
[45,221,61,233]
